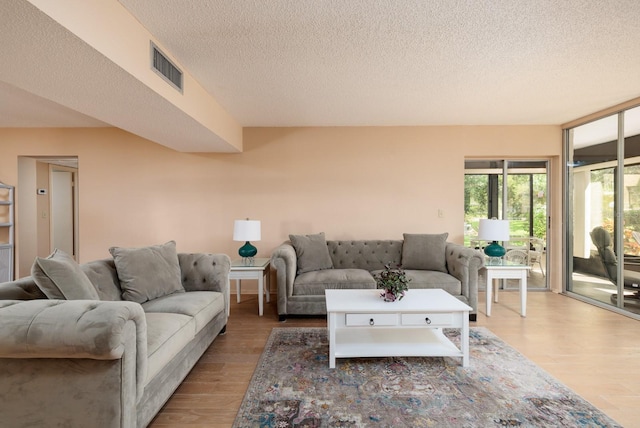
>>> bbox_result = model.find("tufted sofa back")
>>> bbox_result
[0,253,230,301]
[327,240,403,271]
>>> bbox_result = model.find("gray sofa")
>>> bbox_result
[271,233,484,321]
[0,242,230,428]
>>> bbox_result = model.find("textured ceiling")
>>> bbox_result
[0,81,107,127]
[119,0,640,127]
[3,0,640,151]
[0,0,238,152]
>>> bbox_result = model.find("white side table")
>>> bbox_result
[230,258,271,316]
[483,261,531,317]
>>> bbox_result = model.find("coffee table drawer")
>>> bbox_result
[401,313,453,326]
[345,313,398,326]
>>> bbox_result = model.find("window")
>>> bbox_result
[465,159,549,290]
[565,105,640,317]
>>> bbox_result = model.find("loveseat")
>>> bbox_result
[271,233,483,321]
[0,241,230,428]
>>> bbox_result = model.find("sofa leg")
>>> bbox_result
[220,324,227,334]
[278,315,287,322]
[469,314,477,322]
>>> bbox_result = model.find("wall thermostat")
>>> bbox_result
[37,189,47,195]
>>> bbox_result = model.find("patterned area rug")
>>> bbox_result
[233,327,620,427]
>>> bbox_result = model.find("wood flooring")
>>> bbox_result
[148,291,640,427]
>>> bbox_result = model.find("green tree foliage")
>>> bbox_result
[464,175,488,222]
[465,173,547,241]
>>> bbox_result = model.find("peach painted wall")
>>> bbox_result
[0,125,562,290]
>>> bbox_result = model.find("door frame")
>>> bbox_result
[465,158,550,290]
[49,164,78,258]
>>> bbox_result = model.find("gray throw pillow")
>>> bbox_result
[402,233,449,273]
[289,232,334,275]
[31,249,100,300]
[109,240,184,303]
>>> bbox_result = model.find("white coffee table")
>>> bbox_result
[325,289,471,369]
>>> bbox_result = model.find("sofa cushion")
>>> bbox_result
[31,249,100,300]
[401,270,462,295]
[81,259,123,301]
[402,233,449,273]
[144,312,195,384]
[142,291,224,333]
[289,232,334,274]
[109,241,185,304]
[293,269,375,295]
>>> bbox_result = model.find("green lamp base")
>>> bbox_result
[484,241,506,258]
[238,241,257,258]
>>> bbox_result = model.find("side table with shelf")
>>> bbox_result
[482,259,531,317]
[229,258,271,316]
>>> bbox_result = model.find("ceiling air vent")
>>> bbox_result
[151,42,183,92]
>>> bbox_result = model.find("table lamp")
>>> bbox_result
[233,218,261,262]
[478,218,510,258]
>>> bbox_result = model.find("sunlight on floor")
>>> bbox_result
[570,272,640,315]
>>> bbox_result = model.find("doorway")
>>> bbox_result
[464,159,550,290]
[50,165,77,257]
[17,156,78,276]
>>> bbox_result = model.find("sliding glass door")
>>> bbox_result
[465,159,549,290]
[566,106,640,316]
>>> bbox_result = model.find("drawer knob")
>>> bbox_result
[425,317,431,324]
[369,318,375,326]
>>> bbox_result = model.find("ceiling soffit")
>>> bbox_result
[0,1,241,153]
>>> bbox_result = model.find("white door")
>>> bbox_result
[51,169,75,257]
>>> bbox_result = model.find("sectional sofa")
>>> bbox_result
[271,232,484,321]
[0,241,230,428]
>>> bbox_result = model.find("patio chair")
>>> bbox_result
[589,226,640,302]
[505,248,529,265]
[528,237,545,276]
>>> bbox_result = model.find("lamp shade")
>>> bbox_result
[478,219,510,258]
[233,219,261,242]
[477,219,510,242]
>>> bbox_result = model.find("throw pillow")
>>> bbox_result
[31,248,100,300]
[109,240,184,303]
[289,232,334,275]
[402,233,449,273]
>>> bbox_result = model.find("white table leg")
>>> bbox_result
[461,312,469,367]
[226,279,230,317]
[258,275,264,316]
[264,271,270,303]
[328,312,336,368]
[520,271,527,317]
[236,279,241,303]
[486,273,492,316]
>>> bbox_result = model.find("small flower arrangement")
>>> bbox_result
[373,263,411,302]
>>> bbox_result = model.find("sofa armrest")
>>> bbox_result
[270,242,297,316]
[179,253,231,316]
[0,299,147,401]
[0,277,46,300]
[445,243,484,315]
